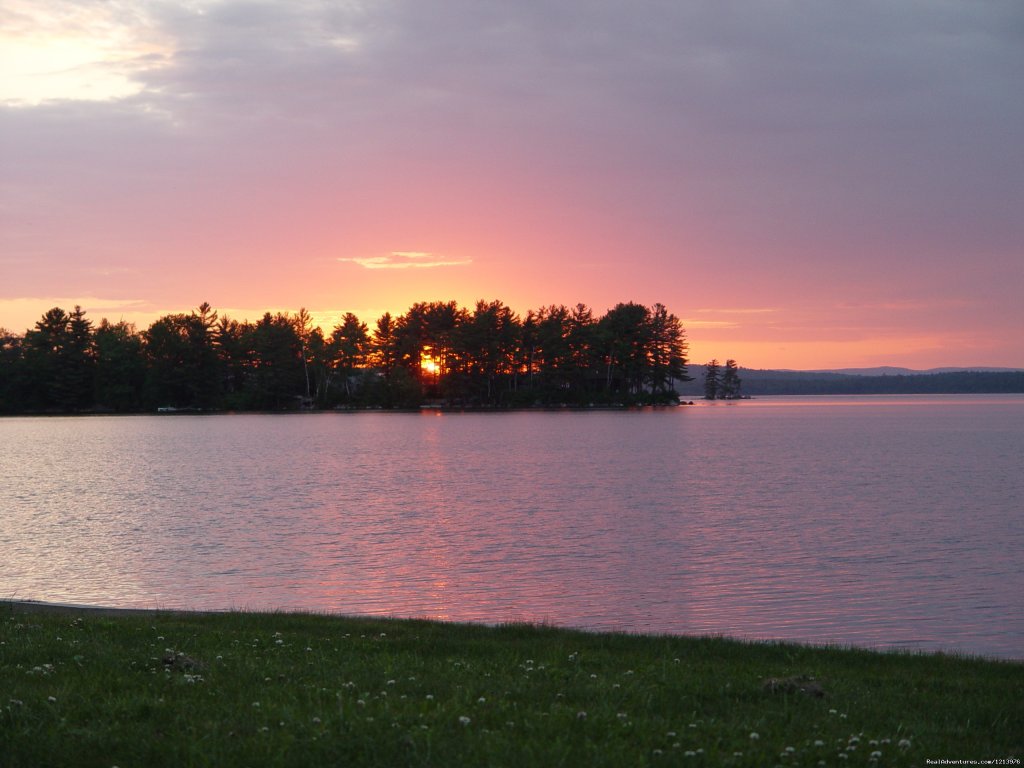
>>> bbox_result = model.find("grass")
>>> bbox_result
[1,604,1021,767]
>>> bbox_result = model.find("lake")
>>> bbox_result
[2,395,1022,660]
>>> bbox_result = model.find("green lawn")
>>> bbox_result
[1,603,1021,767]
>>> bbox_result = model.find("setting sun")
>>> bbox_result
[420,348,440,377]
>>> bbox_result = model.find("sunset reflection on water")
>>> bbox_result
[2,396,1022,660]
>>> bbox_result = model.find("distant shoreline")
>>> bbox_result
[7,392,1024,418]
[1,402,700,417]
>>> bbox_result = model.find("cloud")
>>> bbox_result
[0,0,174,106]
[683,319,740,330]
[338,252,472,270]
[693,308,779,315]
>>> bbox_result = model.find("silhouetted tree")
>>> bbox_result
[534,305,572,399]
[215,316,249,407]
[244,312,306,409]
[647,303,690,399]
[720,359,742,399]
[143,306,221,409]
[63,306,96,410]
[329,312,370,401]
[600,302,651,398]
[19,306,96,410]
[0,328,26,412]
[93,319,145,411]
[516,310,540,395]
[293,307,314,402]
[567,303,601,396]
[395,301,468,398]
[457,300,520,404]
[704,359,721,400]
[305,326,329,406]
[367,312,419,407]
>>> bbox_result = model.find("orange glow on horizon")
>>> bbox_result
[1,296,1017,373]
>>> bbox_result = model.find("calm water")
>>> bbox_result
[2,395,1022,660]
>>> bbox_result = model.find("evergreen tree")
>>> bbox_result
[63,305,96,410]
[516,310,540,396]
[369,312,418,407]
[370,313,398,379]
[600,302,651,399]
[189,302,222,407]
[721,359,742,399]
[534,305,572,400]
[215,316,249,406]
[305,327,329,406]
[0,328,26,412]
[566,303,600,396]
[244,313,306,409]
[457,300,520,404]
[704,359,721,400]
[293,307,314,402]
[93,319,145,411]
[646,302,690,400]
[21,306,95,411]
[329,313,370,401]
[143,308,221,409]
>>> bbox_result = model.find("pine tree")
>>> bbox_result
[721,359,742,399]
[704,359,720,400]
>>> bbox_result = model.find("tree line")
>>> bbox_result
[0,300,695,413]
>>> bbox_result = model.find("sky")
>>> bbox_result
[2,1,1022,370]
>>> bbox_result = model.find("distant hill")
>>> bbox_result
[676,366,1024,396]
[806,366,1023,377]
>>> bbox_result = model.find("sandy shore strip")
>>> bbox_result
[0,598,223,619]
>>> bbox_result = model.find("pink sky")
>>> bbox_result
[2,1,1022,369]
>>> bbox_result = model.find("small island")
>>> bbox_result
[0,300,722,413]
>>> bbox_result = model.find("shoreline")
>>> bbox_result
[1,598,223,619]
[5,598,1021,664]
